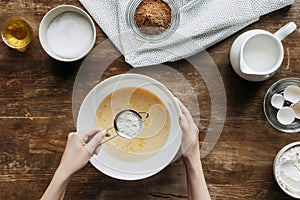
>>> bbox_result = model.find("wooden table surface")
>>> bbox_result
[1,1,300,199]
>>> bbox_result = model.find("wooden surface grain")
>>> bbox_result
[1,1,300,199]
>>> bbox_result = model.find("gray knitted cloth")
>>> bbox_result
[80,0,297,67]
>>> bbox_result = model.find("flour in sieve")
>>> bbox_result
[116,111,142,138]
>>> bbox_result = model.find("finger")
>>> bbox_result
[177,98,190,115]
[83,145,93,155]
[177,99,194,123]
[77,133,85,144]
[178,114,189,131]
[94,145,101,155]
[178,114,186,124]
[85,130,107,155]
[94,132,112,155]
[78,127,103,141]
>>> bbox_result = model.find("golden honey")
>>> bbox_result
[1,17,32,50]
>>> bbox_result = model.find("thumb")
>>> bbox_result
[94,132,111,155]
[85,130,107,155]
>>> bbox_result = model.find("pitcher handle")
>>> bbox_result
[274,22,297,41]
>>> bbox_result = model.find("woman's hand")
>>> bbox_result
[177,99,200,160]
[57,127,110,178]
[177,99,211,200]
[41,127,110,200]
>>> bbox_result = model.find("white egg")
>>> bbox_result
[283,85,300,103]
[277,107,296,125]
[291,102,300,119]
[271,93,285,109]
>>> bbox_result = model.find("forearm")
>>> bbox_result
[183,152,211,200]
[59,189,67,200]
[41,168,72,200]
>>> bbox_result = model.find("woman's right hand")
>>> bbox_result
[57,127,110,178]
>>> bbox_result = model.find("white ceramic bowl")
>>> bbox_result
[77,74,182,180]
[39,5,96,62]
[273,142,300,199]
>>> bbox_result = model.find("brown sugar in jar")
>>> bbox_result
[134,0,172,35]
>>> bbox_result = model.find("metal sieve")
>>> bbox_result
[100,109,149,144]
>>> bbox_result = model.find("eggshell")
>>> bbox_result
[277,107,296,125]
[271,94,285,109]
[283,85,300,103]
[291,102,300,119]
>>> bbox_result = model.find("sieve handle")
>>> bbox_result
[139,112,149,122]
[99,134,118,145]
[92,133,118,155]
[98,127,118,145]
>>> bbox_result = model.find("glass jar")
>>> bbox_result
[1,16,33,52]
[125,0,180,43]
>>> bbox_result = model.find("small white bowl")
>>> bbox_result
[274,142,300,199]
[39,5,96,62]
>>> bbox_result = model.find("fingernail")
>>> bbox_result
[179,114,184,121]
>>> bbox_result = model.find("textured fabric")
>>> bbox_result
[80,0,297,67]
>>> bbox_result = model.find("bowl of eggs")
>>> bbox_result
[77,73,182,180]
[39,5,96,62]
[264,78,300,133]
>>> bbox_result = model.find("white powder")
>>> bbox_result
[116,111,142,139]
[275,146,300,197]
[46,12,93,59]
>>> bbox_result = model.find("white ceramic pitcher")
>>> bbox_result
[230,22,297,82]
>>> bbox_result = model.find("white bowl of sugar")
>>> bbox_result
[39,5,96,62]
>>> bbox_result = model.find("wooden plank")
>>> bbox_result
[0,0,299,199]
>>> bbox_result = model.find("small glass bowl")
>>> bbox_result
[264,78,300,133]
[1,16,33,52]
[125,0,180,43]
